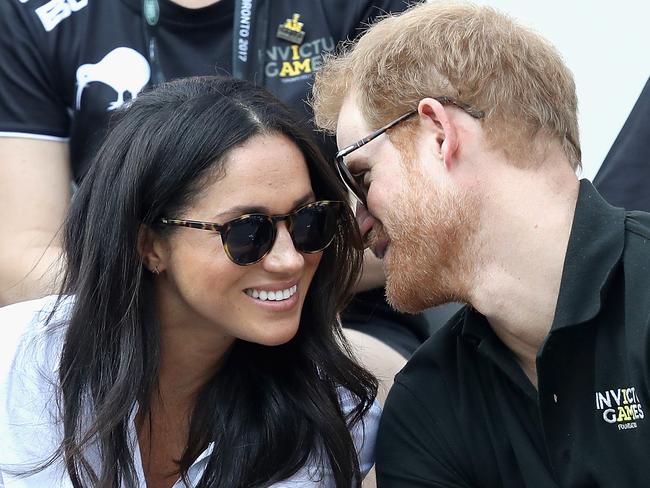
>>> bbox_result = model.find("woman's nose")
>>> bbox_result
[262,222,304,273]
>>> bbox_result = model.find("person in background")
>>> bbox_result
[311,2,650,486]
[0,75,379,488]
[0,0,429,369]
[594,75,650,211]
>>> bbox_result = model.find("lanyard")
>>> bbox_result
[142,0,165,85]
[141,0,269,86]
[233,0,270,84]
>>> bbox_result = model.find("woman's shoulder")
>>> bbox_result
[0,295,73,484]
[0,293,73,397]
[0,294,71,333]
[0,295,71,378]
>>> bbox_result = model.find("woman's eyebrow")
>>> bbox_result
[212,192,316,220]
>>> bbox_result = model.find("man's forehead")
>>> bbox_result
[336,94,372,150]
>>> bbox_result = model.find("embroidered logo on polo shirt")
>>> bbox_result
[595,386,645,430]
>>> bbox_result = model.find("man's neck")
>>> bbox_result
[467,163,580,388]
[169,0,221,9]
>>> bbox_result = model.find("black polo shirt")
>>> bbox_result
[375,180,650,487]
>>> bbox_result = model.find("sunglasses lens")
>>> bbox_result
[224,215,275,265]
[291,202,341,253]
[336,157,367,206]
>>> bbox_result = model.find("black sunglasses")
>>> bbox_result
[335,96,485,207]
[159,200,343,266]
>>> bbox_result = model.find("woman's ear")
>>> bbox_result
[137,224,166,275]
[417,98,459,169]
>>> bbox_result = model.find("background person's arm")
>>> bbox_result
[0,138,70,305]
[354,249,386,293]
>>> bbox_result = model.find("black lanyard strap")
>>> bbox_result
[233,0,269,83]
[232,0,255,80]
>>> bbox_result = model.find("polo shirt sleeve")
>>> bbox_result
[0,1,70,140]
[375,380,473,487]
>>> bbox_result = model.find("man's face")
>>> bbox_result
[336,96,479,312]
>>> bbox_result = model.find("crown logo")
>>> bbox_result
[283,14,303,33]
[277,13,306,44]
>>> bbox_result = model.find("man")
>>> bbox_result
[594,76,650,212]
[0,0,430,366]
[312,2,650,486]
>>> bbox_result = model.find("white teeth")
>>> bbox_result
[246,285,297,302]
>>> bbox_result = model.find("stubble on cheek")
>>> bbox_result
[380,156,480,313]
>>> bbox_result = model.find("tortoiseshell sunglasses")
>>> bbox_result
[159,200,343,266]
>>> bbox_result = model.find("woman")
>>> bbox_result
[0,76,378,487]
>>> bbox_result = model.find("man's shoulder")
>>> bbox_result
[622,210,650,278]
[619,211,650,313]
[625,210,650,240]
[377,307,479,485]
[394,306,469,397]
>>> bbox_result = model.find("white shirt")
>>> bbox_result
[0,296,380,487]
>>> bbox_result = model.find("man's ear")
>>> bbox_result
[137,224,167,275]
[417,97,459,169]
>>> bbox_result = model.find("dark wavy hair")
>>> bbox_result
[46,76,376,487]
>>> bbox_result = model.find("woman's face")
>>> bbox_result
[152,133,322,348]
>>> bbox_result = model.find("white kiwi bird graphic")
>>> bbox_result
[75,47,151,110]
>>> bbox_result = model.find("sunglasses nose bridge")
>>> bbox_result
[269,213,293,239]
[261,218,304,271]
[272,216,296,247]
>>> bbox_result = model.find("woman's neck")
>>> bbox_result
[156,324,231,405]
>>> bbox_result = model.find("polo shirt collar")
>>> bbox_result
[457,307,538,400]
[456,180,624,397]
[550,179,625,331]
[459,179,624,338]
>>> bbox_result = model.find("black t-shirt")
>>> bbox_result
[376,180,650,487]
[0,0,412,178]
[0,0,430,354]
[594,76,650,212]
